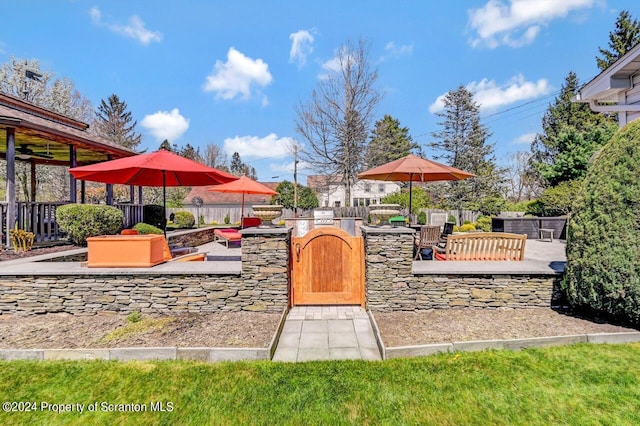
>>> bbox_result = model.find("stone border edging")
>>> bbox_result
[365,314,640,359]
[0,309,289,363]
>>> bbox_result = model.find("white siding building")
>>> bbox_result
[307,175,402,207]
[575,42,640,126]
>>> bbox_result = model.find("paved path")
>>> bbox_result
[272,306,382,362]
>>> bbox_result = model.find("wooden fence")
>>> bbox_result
[167,206,482,225]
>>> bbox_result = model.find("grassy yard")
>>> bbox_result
[1,343,639,425]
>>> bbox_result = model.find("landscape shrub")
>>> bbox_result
[475,216,492,232]
[447,214,457,224]
[564,119,640,325]
[173,211,195,228]
[133,222,163,235]
[224,213,231,225]
[525,181,581,217]
[57,204,123,246]
[143,204,165,228]
[417,211,427,225]
[459,223,476,232]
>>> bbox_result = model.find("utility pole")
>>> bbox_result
[293,144,298,217]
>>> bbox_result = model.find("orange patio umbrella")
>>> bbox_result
[357,154,475,217]
[207,175,278,220]
[69,149,237,235]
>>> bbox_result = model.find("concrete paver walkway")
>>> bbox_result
[273,306,382,362]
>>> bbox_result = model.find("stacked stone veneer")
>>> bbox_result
[362,227,563,312]
[0,228,291,316]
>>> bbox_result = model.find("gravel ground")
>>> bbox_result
[374,308,637,347]
[0,312,282,349]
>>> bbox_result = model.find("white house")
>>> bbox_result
[574,42,640,126]
[307,175,401,207]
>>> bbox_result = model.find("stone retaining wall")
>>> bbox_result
[362,227,563,312]
[0,228,291,316]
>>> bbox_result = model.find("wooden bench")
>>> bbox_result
[434,232,526,261]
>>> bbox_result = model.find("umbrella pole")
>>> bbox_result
[162,170,167,238]
[241,193,245,228]
[408,174,413,224]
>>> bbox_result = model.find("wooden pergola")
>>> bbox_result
[0,93,137,246]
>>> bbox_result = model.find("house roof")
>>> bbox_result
[184,181,280,205]
[576,42,640,103]
[0,92,136,165]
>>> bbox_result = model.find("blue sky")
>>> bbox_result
[0,1,635,183]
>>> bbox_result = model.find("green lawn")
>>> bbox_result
[1,343,639,425]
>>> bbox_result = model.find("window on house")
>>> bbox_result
[364,183,371,192]
[378,184,385,192]
[334,201,341,207]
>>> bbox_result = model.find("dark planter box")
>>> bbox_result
[492,217,567,240]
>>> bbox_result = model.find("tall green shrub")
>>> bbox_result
[57,204,124,246]
[564,119,640,325]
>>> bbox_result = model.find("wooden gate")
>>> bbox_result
[291,227,365,306]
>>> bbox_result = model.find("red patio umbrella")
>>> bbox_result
[357,154,475,218]
[207,175,278,221]
[69,149,237,235]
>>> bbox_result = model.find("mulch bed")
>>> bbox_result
[0,245,81,262]
[374,308,637,347]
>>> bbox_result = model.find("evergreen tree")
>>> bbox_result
[179,143,202,162]
[159,139,174,151]
[94,94,142,151]
[596,10,640,71]
[230,152,244,175]
[429,86,503,209]
[365,114,418,168]
[529,72,617,187]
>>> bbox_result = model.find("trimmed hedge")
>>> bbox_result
[173,211,195,228]
[564,119,640,325]
[133,222,163,235]
[57,204,124,246]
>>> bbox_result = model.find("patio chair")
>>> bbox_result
[434,222,455,250]
[414,225,441,260]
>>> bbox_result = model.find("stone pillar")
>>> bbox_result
[361,226,415,311]
[239,227,292,312]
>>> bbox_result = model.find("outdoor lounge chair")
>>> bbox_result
[214,228,242,248]
[414,225,441,260]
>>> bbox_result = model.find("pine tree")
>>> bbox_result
[230,152,244,175]
[529,72,617,187]
[596,10,640,71]
[94,94,142,151]
[429,86,503,209]
[365,114,417,168]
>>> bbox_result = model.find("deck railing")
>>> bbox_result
[1,202,144,245]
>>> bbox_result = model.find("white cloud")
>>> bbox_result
[383,41,413,58]
[140,109,190,142]
[289,30,314,68]
[89,7,162,45]
[468,0,596,48]
[203,47,273,101]
[223,133,294,160]
[513,132,537,144]
[270,160,311,174]
[429,74,552,113]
